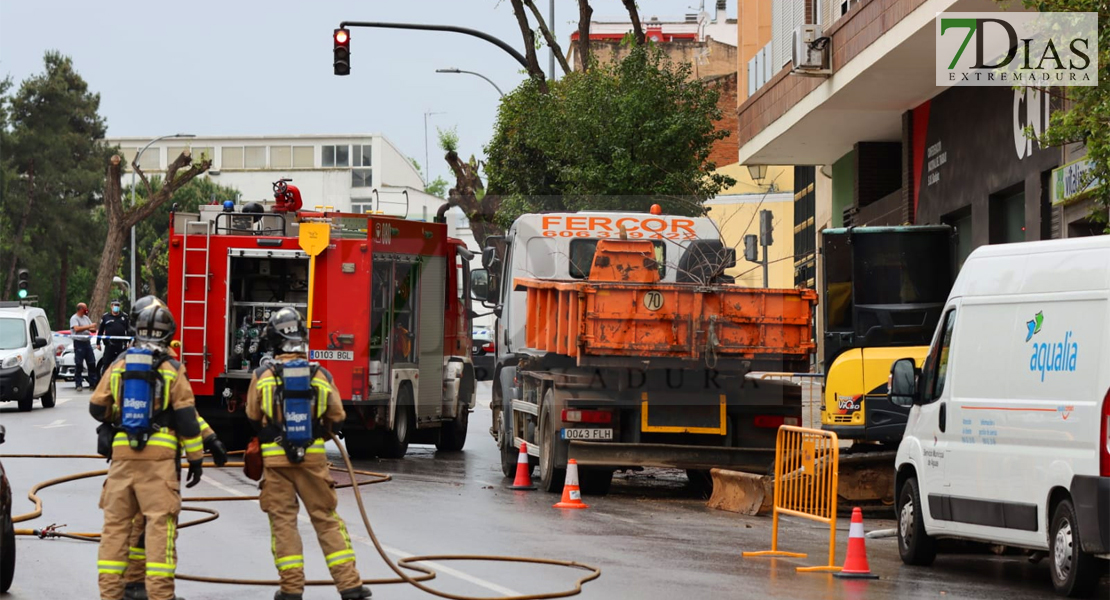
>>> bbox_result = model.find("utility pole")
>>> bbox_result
[760,209,773,288]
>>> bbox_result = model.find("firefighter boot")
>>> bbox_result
[339,586,372,599]
[123,582,148,600]
[274,592,304,600]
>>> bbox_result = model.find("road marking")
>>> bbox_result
[37,419,73,429]
[200,473,523,597]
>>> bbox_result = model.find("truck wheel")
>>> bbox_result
[380,384,413,459]
[40,376,56,409]
[343,431,377,460]
[1050,498,1099,597]
[539,393,566,494]
[16,385,33,412]
[897,477,936,566]
[499,405,517,478]
[436,407,469,452]
[579,468,614,496]
[1,512,15,592]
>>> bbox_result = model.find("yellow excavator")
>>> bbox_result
[820,225,955,506]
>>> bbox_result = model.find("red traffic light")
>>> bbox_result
[334,28,349,46]
[334,28,351,76]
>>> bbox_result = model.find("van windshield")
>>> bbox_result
[0,318,27,350]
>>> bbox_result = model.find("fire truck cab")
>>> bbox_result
[167,187,475,458]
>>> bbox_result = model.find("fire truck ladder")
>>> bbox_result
[179,220,212,382]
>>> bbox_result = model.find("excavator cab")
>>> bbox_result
[821,225,955,443]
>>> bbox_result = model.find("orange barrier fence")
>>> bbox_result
[742,425,841,573]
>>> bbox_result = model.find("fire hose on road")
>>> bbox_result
[2,437,602,599]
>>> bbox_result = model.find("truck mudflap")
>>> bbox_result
[569,441,774,473]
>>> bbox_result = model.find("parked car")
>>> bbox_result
[56,332,104,382]
[0,424,14,593]
[0,304,56,411]
[472,328,494,381]
[890,236,1110,598]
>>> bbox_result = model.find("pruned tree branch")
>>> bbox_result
[621,0,645,45]
[523,0,572,75]
[576,0,594,71]
[508,0,549,91]
[133,159,154,201]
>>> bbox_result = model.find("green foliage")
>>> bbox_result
[424,176,450,199]
[0,52,111,320]
[1013,1,1110,222]
[438,126,460,154]
[127,177,240,297]
[484,44,734,228]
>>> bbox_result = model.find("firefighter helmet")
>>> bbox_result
[129,296,168,331]
[265,307,308,349]
[133,302,176,346]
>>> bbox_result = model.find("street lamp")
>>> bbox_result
[746,164,768,184]
[130,133,194,305]
[435,68,505,98]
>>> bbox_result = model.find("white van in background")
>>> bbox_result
[889,235,1110,598]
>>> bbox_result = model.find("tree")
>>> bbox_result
[126,177,240,298]
[1011,1,1110,225]
[0,52,110,323]
[484,43,734,228]
[91,150,212,316]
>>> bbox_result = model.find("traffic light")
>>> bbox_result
[759,209,774,247]
[333,28,351,76]
[15,269,29,299]
[743,235,759,263]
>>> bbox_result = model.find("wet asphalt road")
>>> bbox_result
[0,381,1105,599]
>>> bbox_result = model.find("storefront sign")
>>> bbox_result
[1052,156,1103,206]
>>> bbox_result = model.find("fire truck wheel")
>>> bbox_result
[435,406,468,452]
[343,432,378,460]
[539,393,565,494]
[380,384,413,459]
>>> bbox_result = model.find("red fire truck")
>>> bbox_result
[166,181,476,458]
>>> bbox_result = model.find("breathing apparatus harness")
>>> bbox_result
[262,358,326,463]
[118,346,174,451]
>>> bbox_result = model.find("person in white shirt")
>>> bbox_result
[70,302,99,390]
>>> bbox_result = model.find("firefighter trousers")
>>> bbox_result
[259,461,362,594]
[98,459,180,600]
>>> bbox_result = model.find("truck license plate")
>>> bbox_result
[560,428,613,441]
[309,350,353,361]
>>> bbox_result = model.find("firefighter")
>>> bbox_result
[246,307,371,600]
[89,299,205,600]
[121,414,228,600]
[98,300,131,376]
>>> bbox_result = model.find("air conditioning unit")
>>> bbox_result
[792,24,831,76]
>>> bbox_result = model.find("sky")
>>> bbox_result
[0,1,734,185]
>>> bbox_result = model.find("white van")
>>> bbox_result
[0,304,57,411]
[889,236,1110,597]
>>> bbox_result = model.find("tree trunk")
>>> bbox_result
[4,160,34,299]
[56,246,68,325]
[508,0,549,90]
[523,0,572,75]
[576,0,594,71]
[444,150,503,247]
[621,0,645,45]
[90,227,128,318]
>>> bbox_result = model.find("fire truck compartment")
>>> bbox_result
[226,249,309,373]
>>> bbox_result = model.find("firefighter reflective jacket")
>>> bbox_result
[90,356,205,463]
[245,353,346,467]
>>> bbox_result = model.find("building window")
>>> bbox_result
[352,168,372,188]
[351,202,373,214]
[121,147,161,171]
[292,146,313,168]
[270,146,291,169]
[353,144,372,167]
[245,146,266,169]
[167,146,213,164]
[223,147,244,169]
[323,145,349,167]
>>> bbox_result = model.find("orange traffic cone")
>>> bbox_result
[552,459,589,509]
[509,443,536,490]
[835,507,879,579]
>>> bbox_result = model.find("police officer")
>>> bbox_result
[246,307,371,600]
[98,300,131,376]
[90,298,205,600]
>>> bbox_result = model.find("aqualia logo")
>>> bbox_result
[1026,311,1078,381]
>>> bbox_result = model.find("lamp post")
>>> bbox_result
[435,68,505,98]
[130,133,194,305]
